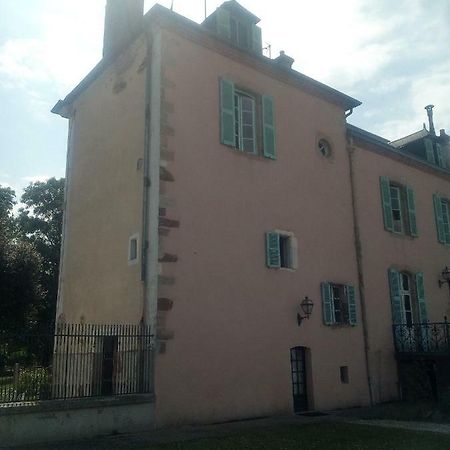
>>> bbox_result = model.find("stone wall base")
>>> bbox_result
[0,394,155,447]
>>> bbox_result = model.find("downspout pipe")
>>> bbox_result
[347,135,374,406]
[141,25,162,332]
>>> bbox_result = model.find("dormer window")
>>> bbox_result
[230,17,249,49]
[203,1,262,54]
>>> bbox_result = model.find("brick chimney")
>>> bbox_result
[103,0,144,58]
[274,51,295,69]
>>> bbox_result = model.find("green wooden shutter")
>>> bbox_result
[380,176,393,231]
[415,272,428,323]
[262,95,276,159]
[433,194,446,244]
[406,186,418,237]
[251,24,262,53]
[265,232,280,268]
[388,268,404,324]
[436,143,445,168]
[220,79,235,147]
[321,282,334,325]
[425,138,436,164]
[346,285,357,326]
[216,8,231,39]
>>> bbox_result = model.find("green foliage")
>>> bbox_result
[0,236,43,335]
[17,178,65,334]
[16,367,50,400]
[0,185,17,239]
[0,178,64,338]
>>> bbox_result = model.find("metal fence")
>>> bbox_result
[0,324,153,404]
[393,322,450,354]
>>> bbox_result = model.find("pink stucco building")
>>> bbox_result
[52,0,450,426]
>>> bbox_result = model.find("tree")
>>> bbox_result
[0,185,17,238]
[17,178,65,334]
[0,185,43,336]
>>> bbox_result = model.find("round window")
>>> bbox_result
[318,139,332,158]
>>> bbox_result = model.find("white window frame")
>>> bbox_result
[441,199,450,244]
[234,90,257,154]
[389,185,404,234]
[273,229,298,271]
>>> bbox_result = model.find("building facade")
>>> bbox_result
[53,0,450,426]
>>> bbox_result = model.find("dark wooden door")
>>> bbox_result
[290,346,308,413]
[101,336,117,395]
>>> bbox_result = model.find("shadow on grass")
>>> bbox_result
[140,422,450,450]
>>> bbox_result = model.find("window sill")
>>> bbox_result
[327,323,356,329]
[385,230,417,240]
[221,143,274,161]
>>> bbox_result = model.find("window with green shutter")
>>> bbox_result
[433,194,450,244]
[219,79,276,160]
[214,7,263,55]
[216,8,231,40]
[321,282,357,326]
[379,177,418,237]
[388,268,404,324]
[220,78,235,147]
[262,95,276,159]
[265,231,296,269]
[388,268,428,325]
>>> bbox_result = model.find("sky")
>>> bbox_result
[1,0,449,200]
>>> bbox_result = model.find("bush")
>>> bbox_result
[16,367,50,400]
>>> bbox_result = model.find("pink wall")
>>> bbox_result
[154,30,370,424]
[352,144,450,402]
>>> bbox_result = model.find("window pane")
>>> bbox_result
[404,295,411,310]
[401,274,409,290]
[129,238,138,261]
[442,201,450,243]
[242,139,254,153]
[279,235,290,268]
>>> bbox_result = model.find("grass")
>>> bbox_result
[140,422,450,450]
[353,400,450,423]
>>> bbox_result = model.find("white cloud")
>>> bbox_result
[21,175,51,183]
[0,0,104,119]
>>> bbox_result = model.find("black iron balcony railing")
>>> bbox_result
[393,322,450,354]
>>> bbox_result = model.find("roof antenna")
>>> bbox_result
[263,43,272,58]
[204,0,207,19]
[170,0,174,11]
[425,104,435,135]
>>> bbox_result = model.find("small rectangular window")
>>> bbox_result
[265,231,296,270]
[340,366,349,384]
[128,235,138,263]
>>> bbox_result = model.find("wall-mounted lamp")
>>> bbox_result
[438,266,450,291]
[297,296,314,327]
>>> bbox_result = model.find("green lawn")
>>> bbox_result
[142,422,450,450]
